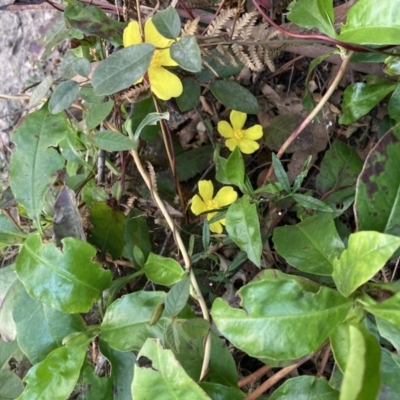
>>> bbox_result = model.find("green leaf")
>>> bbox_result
[48,80,79,114]
[13,287,86,364]
[268,376,339,400]
[0,275,22,342]
[211,270,351,361]
[128,97,158,141]
[93,130,135,151]
[180,318,210,340]
[98,340,136,400]
[333,232,400,297]
[18,340,89,400]
[355,126,400,236]
[287,0,335,37]
[152,7,181,39]
[210,80,259,114]
[214,145,230,185]
[196,52,242,82]
[143,253,185,286]
[338,0,400,45]
[0,370,24,399]
[226,196,262,267]
[171,36,202,72]
[272,153,291,193]
[85,101,114,129]
[131,339,210,399]
[380,347,400,398]
[375,316,400,352]
[165,277,190,317]
[388,85,400,121]
[273,215,344,276]
[29,75,53,108]
[80,84,105,104]
[176,78,201,112]
[101,291,167,351]
[316,142,363,204]
[76,362,113,400]
[225,146,245,188]
[92,44,155,96]
[64,4,125,47]
[72,57,91,77]
[176,146,213,182]
[0,214,27,247]
[339,79,397,125]
[10,104,67,220]
[339,322,381,400]
[200,383,245,399]
[290,193,333,212]
[16,233,112,313]
[88,201,126,259]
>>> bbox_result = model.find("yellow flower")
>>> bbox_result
[191,180,237,234]
[217,110,263,154]
[123,18,183,100]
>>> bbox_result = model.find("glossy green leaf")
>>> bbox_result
[98,340,136,400]
[376,316,400,352]
[226,146,245,188]
[287,0,335,37]
[332,231,400,297]
[92,44,154,96]
[316,142,363,204]
[380,347,400,398]
[339,80,397,125]
[0,214,26,248]
[144,253,185,286]
[268,376,339,400]
[88,201,126,259]
[338,0,400,45]
[180,318,210,340]
[86,100,114,129]
[214,145,230,185]
[101,291,167,351]
[0,370,24,399]
[64,4,125,46]
[29,75,53,108]
[385,56,400,78]
[339,322,381,400]
[171,36,202,72]
[10,104,67,221]
[272,153,290,193]
[211,270,351,361]
[291,193,333,212]
[176,78,201,112]
[0,275,22,342]
[355,126,400,236]
[210,80,259,114]
[48,80,79,114]
[176,145,213,182]
[93,130,135,151]
[80,84,105,104]
[152,7,181,39]
[12,287,85,364]
[128,97,158,141]
[200,383,245,399]
[131,339,209,399]
[388,85,400,121]
[18,340,89,400]
[76,362,113,400]
[273,215,345,276]
[16,233,112,313]
[165,277,190,317]
[226,195,262,267]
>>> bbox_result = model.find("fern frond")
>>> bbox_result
[228,11,258,40]
[205,9,236,37]
[182,17,199,36]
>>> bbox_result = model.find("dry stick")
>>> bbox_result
[244,353,314,400]
[129,149,211,380]
[238,364,272,388]
[261,50,354,187]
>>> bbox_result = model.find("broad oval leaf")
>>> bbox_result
[226,195,262,267]
[49,80,79,114]
[210,80,259,114]
[211,270,351,361]
[131,339,210,399]
[0,214,27,247]
[86,100,114,129]
[92,44,154,96]
[338,0,400,45]
[101,291,167,351]
[72,57,91,77]
[200,383,245,399]
[29,75,53,108]
[332,231,400,297]
[226,147,245,188]
[93,130,135,151]
[171,36,202,73]
[152,7,181,39]
[176,78,201,112]
[273,215,345,276]
[144,253,185,286]
[0,370,24,399]
[0,266,19,341]
[16,234,112,313]
[176,145,213,182]
[165,277,190,317]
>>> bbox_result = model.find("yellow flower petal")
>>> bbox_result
[217,121,234,138]
[209,221,223,234]
[198,180,214,203]
[157,48,178,67]
[219,218,226,226]
[191,195,207,215]
[230,110,246,130]
[123,21,142,47]
[145,18,173,49]
[225,138,239,152]
[214,187,237,207]
[238,139,260,154]
[148,66,183,100]
[243,125,263,140]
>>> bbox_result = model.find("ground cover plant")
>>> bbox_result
[2,0,400,398]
